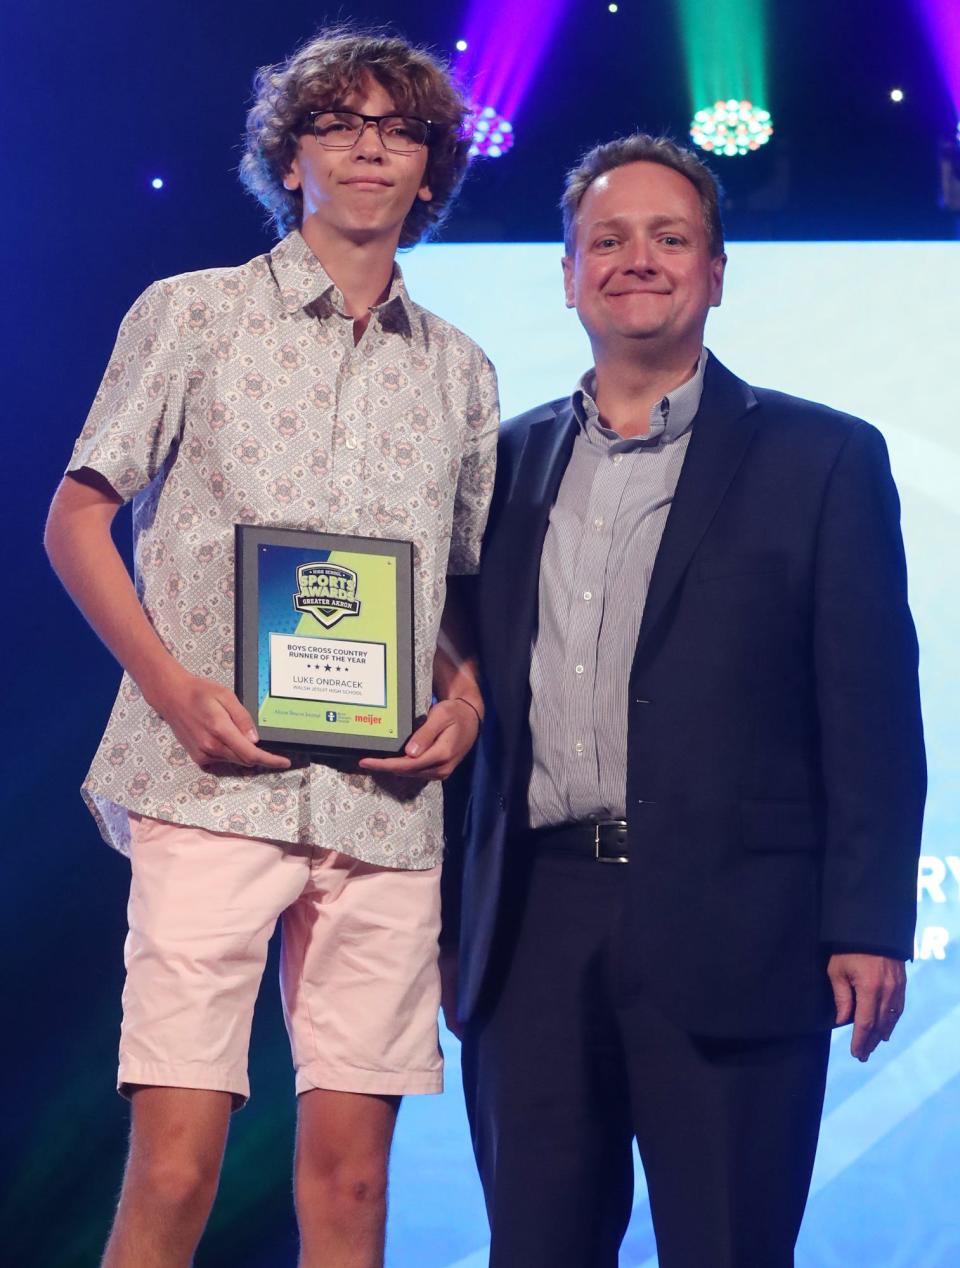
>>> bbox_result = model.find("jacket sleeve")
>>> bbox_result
[814,421,925,956]
[440,753,474,947]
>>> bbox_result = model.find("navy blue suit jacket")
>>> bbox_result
[445,354,925,1038]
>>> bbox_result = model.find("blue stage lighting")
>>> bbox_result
[151,177,164,190]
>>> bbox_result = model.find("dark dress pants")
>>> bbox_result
[461,848,831,1268]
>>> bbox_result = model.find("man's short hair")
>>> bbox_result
[561,134,725,259]
[240,28,471,247]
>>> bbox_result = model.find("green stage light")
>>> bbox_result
[691,98,773,156]
[677,0,771,156]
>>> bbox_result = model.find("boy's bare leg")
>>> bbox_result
[101,1087,232,1268]
[294,1088,401,1268]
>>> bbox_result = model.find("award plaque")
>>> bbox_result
[235,525,414,756]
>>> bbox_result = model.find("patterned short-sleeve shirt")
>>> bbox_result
[68,230,498,869]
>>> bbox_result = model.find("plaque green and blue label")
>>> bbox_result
[235,527,414,755]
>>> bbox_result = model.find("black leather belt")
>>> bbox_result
[525,819,629,864]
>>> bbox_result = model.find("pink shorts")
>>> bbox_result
[119,814,443,1105]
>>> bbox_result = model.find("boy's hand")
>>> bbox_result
[148,668,291,770]
[358,697,480,780]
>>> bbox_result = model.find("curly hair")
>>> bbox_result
[561,133,726,259]
[240,28,471,247]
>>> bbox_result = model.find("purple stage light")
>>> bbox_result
[468,106,515,159]
[915,0,960,116]
[456,0,569,125]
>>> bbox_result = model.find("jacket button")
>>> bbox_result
[498,794,506,810]
[635,697,650,705]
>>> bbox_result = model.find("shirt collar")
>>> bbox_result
[572,347,709,445]
[269,230,421,346]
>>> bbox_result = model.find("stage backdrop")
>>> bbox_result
[5,242,957,1267]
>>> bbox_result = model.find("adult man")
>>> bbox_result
[444,135,924,1267]
[45,30,497,1268]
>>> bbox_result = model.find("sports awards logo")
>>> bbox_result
[293,562,361,629]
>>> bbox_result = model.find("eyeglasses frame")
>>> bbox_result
[300,109,433,154]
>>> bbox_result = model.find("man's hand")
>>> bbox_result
[148,667,291,770]
[439,945,463,1040]
[827,952,906,1062]
[358,697,480,781]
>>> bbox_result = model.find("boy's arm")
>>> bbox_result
[358,575,481,780]
[45,468,289,770]
[360,345,497,782]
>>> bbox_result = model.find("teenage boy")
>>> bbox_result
[45,29,497,1268]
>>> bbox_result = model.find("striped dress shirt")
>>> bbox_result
[527,350,708,828]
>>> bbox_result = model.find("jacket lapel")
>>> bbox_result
[482,403,578,750]
[633,357,760,664]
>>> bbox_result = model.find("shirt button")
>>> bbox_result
[593,517,604,531]
[575,741,584,754]
[583,590,592,601]
[345,435,358,450]
[613,454,624,464]
[575,664,584,674]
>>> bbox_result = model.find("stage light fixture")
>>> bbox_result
[690,99,773,156]
[890,87,905,102]
[456,39,468,52]
[468,106,515,159]
[608,4,619,12]
[151,177,164,190]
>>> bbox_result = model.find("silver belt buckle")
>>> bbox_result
[594,821,628,864]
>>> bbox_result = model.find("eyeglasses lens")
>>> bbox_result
[312,111,429,153]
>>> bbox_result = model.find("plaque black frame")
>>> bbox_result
[235,524,414,756]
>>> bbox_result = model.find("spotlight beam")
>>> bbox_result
[676,0,769,126]
[914,0,960,119]
[456,0,571,128]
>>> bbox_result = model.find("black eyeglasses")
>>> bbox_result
[302,110,432,154]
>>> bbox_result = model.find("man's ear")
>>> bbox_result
[709,252,726,308]
[561,254,576,309]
